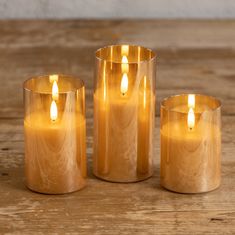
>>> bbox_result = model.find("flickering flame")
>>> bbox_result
[143,76,147,108]
[187,108,195,130]
[187,94,195,129]
[50,100,58,121]
[120,45,129,96]
[188,94,195,109]
[52,80,59,100]
[49,74,58,83]
[121,73,128,95]
[122,55,128,63]
[121,55,129,73]
[121,45,129,56]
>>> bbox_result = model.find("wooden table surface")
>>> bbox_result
[0,20,234,234]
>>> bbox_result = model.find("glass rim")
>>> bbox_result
[95,44,156,64]
[23,74,85,95]
[161,93,221,113]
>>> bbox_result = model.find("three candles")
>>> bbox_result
[23,45,221,194]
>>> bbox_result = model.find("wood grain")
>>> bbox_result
[0,20,234,234]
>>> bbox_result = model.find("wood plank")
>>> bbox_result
[0,20,234,118]
[1,20,235,49]
[0,167,235,234]
[0,47,235,117]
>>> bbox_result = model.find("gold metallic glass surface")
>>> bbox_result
[23,75,86,194]
[93,45,156,182]
[160,94,221,193]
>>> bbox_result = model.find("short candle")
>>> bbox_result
[93,45,156,182]
[23,74,86,194]
[160,94,221,193]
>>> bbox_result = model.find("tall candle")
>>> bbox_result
[24,74,86,194]
[160,94,221,193]
[93,45,156,182]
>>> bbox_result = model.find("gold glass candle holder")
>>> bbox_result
[160,94,221,193]
[23,74,86,194]
[93,45,156,182]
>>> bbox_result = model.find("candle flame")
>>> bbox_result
[52,80,59,100]
[120,45,129,96]
[187,94,195,130]
[49,75,59,121]
[188,94,195,109]
[50,100,58,121]
[49,74,58,83]
[188,108,195,130]
[121,73,128,95]
[143,76,147,108]
[121,55,129,73]
[122,55,128,63]
[121,45,129,56]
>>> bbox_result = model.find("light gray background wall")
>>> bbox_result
[0,0,235,19]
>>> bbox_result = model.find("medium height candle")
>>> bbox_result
[160,94,221,193]
[93,45,156,182]
[23,74,86,194]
